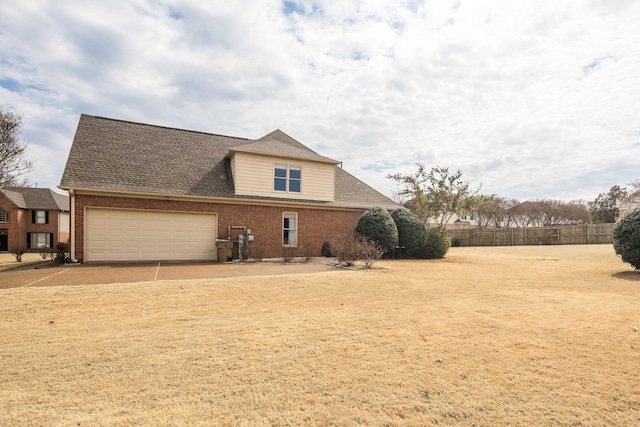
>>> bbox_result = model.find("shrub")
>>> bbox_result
[357,236,384,269]
[419,227,450,259]
[332,234,361,266]
[613,206,640,270]
[355,206,398,253]
[9,244,28,262]
[391,207,427,258]
[321,241,332,257]
[54,242,69,264]
[281,246,296,263]
[451,238,461,247]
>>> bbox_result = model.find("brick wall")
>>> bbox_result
[73,194,365,262]
[0,197,63,251]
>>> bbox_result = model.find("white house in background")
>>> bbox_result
[618,189,640,219]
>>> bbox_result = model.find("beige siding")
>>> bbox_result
[232,152,335,201]
[59,212,70,233]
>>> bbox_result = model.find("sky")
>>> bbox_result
[1,0,639,202]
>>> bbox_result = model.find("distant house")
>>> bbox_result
[0,187,70,253]
[59,114,398,262]
[618,189,640,219]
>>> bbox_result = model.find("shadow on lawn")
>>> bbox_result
[612,271,640,281]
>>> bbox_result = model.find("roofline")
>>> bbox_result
[227,147,341,165]
[63,188,382,212]
[79,113,252,141]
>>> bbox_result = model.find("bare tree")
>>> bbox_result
[0,108,33,187]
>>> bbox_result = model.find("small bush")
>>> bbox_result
[298,240,316,262]
[355,206,398,253]
[357,236,384,269]
[321,241,332,257]
[613,206,640,270]
[9,244,28,262]
[332,234,361,266]
[451,238,461,247]
[419,227,451,259]
[281,246,296,263]
[54,242,69,264]
[391,207,427,258]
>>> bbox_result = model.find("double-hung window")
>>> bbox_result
[0,210,8,223]
[283,212,297,246]
[33,210,48,224]
[274,165,301,193]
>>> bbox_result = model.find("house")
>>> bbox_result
[618,189,640,219]
[59,114,399,262]
[0,187,70,253]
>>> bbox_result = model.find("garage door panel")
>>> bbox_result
[86,209,217,262]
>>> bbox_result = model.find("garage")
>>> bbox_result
[85,208,218,262]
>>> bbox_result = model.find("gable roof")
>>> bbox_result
[0,187,69,211]
[59,114,399,210]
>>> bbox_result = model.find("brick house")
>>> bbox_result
[0,187,70,253]
[59,114,399,262]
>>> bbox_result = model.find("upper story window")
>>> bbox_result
[274,164,301,193]
[33,210,49,224]
[0,210,8,223]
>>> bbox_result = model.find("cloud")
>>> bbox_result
[0,0,639,203]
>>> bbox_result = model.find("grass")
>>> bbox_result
[0,252,47,272]
[1,245,639,426]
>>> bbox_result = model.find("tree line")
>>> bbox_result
[389,164,637,228]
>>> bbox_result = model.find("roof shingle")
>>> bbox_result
[59,115,398,210]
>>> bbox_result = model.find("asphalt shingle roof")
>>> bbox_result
[0,187,69,210]
[59,114,399,210]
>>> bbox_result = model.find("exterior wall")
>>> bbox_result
[232,152,335,201]
[0,197,64,251]
[59,212,70,243]
[72,194,364,262]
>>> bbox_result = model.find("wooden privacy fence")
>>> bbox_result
[448,224,614,247]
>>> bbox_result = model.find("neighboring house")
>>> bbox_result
[0,187,70,253]
[618,189,640,219]
[59,114,399,262]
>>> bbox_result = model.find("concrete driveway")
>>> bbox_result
[0,260,336,290]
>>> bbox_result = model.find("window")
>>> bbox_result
[33,210,48,224]
[27,232,53,248]
[0,210,8,223]
[274,165,301,193]
[283,212,297,246]
[274,165,287,191]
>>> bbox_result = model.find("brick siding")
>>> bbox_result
[0,197,64,252]
[73,194,365,262]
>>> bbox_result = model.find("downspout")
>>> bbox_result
[69,189,76,262]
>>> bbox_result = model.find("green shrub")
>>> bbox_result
[613,207,640,270]
[451,238,461,247]
[419,227,450,259]
[355,206,398,253]
[54,242,69,264]
[391,207,427,258]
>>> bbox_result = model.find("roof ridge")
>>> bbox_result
[81,114,251,141]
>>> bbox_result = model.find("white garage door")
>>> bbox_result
[85,208,218,262]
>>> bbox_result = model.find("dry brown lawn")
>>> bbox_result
[1,245,639,426]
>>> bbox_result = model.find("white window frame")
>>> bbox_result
[274,164,302,194]
[0,210,8,223]
[282,212,298,247]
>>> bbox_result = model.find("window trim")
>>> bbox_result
[282,212,298,247]
[33,210,48,224]
[27,232,53,249]
[273,164,302,194]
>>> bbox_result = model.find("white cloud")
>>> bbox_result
[0,0,639,202]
